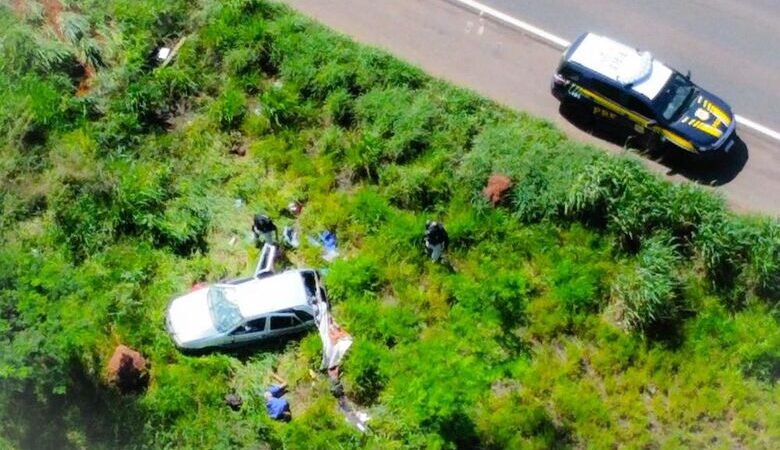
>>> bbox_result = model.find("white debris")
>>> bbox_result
[157,47,171,61]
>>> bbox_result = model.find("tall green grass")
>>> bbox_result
[0,0,777,449]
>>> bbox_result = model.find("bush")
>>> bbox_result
[551,255,606,317]
[611,232,683,332]
[324,88,355,127]
[51,176,119,259]
[475,389,567,450]
[458,120,566,193]
[281,396,363,450]
[325,255,382,303]
[379,162,451,211]
[258,82,306,129]
[342,340,390,405]
[349,188,392,233]
[355,86,439,163]
[209,83,247,130]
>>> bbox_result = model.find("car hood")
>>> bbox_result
[166,287,218,346]
[669,92,734,150]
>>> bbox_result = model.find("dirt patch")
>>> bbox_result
[42,0,64,39]
[75,63,95,96]
[36,0,98,96]
[228,131,248,156]
[483,174,512,206]
[11,0,25,18]
[106,345,150,394]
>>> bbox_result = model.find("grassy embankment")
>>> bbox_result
[0,0,778,448]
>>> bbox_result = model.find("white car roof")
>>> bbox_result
[222,270,309,318]
[569,33,672,100]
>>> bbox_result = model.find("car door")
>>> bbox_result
[267,314,305,338]
[625,94,658,134]
[254,244,277,278]
[229,316,268,345]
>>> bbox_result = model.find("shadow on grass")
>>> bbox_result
[3,358,147,450]
[559,102,749,186]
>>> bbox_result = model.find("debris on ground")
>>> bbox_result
[224,392,243,411]
[282,226,300,248]
[254,243,277,278]
[190,282,208,292]
[482,174,513,206]
[319,312,352,371]
[317,306,370,432]
[320,231,339,261]
[287,201,302,217]
[156,47,171,61]
[106,345,149,394]
[158,37,187,67]
[306,230,340,261]
[229,131,248,156]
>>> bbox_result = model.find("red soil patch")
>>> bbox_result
[106,345,150,393]
[42,0,64,39]
[483,174,513,206]
[40,0,97,95]
[11,0,26,18]
[75,63,95,96]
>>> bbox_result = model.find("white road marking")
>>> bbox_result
[734,115,780,141]
[455,0,570,48]
[452,0,780,143]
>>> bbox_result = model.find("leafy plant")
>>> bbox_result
[611,233,683,332]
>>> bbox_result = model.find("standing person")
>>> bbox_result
[424,220,449,262]
[263,373,292,422]
[252,213,277,246]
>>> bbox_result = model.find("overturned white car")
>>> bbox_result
[165,245,327,351]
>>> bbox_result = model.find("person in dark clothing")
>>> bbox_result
[252,214,278,246]
[424,220,449,262]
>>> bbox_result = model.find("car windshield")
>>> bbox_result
[655,73,695,122]
[207,286,243,332]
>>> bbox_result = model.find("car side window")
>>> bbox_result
[626,95,654,118]
[589,78,622,102]
[294,310,314,323]
[270,315,301,330]
[231,317,266,335]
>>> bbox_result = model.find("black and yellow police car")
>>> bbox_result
[551,32,736,155]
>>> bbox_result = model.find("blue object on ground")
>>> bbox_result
[320,231,337,251]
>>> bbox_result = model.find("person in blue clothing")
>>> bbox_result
[264,373,292,422]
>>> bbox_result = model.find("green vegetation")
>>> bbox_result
[1,1,778,448]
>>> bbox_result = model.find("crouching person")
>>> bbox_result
[252,214,278,247]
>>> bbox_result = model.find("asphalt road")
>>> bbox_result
[281,0,780,215]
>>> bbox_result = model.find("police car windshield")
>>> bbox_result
[655,73,695,122]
